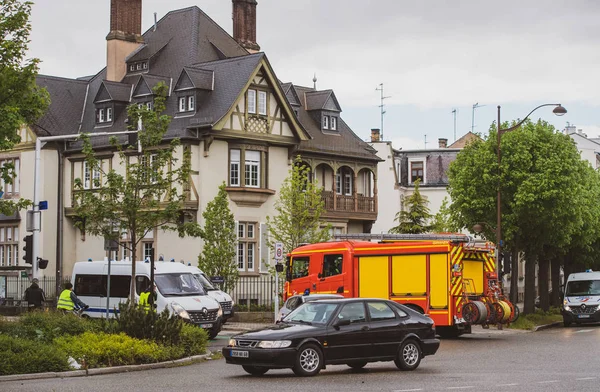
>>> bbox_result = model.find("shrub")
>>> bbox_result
[179,323,208,356]
[115,301,183,346]
[2,311,96,343]
[54,332,183,368]
[0,335,69,375]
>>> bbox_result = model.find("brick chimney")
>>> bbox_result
[438,138,448,148]
[106,0,144,82]
[371,128,381,142]
[232,0,260,53]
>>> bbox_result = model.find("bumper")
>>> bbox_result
[223,309,235,320]
[421,338,440,357]
[222,347,297,368]
[562,310,600,324]
[187,316,222,334]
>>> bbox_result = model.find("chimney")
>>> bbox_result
[371,128,381,142]
[106,0,144,82]
[232,0,260,53]
[438,138,448,148]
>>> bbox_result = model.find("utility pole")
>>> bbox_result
[376,83,391,140]
[452,109,457,142]
[424,134,428,149]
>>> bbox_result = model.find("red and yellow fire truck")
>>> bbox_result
[284,234,518,337]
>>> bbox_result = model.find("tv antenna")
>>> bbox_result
[471,103,485,133]
[376,83,391,140]
[424,134,428,149]
[452,109,458,142]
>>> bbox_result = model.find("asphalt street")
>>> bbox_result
[2,324,600,392]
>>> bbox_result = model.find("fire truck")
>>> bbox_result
[284,233,518,337]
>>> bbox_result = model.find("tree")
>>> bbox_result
[448,119,590,314]
[74,82,200,301]
[0,0,49,214]
[389,179,432,234]
[266,156,331,256]
[430,197,461,233]
[197,182,238,293]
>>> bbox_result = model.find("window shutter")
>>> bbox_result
[260,223,269,273]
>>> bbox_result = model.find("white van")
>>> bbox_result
[187,266,235,323]
[71,260,223,338]
[562,269,600,327]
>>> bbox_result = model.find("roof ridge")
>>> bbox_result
[38,74,88,84]
[190,52,263,67]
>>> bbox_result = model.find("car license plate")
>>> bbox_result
[231,350,249,358]
[578,314,590,318]
[200,323,213,328]
[224,310,231,314]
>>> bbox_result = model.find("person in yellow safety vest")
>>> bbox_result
[57,282,89,314]
[138,283,156,313]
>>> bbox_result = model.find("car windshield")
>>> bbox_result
[194,273,217,291]
[285,302,339,325]
[155,273,205,297]
[565,280,600,296]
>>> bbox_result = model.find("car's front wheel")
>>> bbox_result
[394,339,422,371]
[242,365,269,376]
[293,343,322,377]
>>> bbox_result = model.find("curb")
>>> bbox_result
[0,352,212,383]
[533,321,563,332]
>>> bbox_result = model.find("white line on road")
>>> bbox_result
[393,389,423,392]
[536,380,559,384]
[576,377,597,380]
[574,329,594,333]
[447,387,474,390]
[497,384,519,387]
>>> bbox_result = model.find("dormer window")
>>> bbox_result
[128,62,148,73]
[323,115,329,130]
[330,116,337,130]
[96,106,114,125]
[106,107,113,122]
[177,94,195,113]
[99,109,105,123]
[188,96,195,111]
[129,64,135,72]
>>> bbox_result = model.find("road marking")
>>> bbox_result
[576,377,597,381]
[393,389,423,392]
[574,329,594,333]
[536,380,559,384]
[447,387,474,390]
[497,383,519,387]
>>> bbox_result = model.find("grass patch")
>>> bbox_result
[509,307,562,330]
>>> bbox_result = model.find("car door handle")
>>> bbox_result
[361,326,369,331]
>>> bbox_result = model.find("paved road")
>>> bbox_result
[3,324,600,392]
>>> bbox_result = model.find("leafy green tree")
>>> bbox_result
[197,182,238,293]
[430,197,461,233]
[448,119,590,314]
[74,83,200,301]
[390,179,432,234]
[0,0,49,214]
[266,156,331,256]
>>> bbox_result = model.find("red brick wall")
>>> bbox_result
[110,0,141,35]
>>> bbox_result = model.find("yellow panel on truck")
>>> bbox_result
[358,256,388,298]
[463,259,484,294]
[391,254,426,295]
[429,253,449,308]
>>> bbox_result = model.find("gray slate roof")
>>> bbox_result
[34,76,88,136]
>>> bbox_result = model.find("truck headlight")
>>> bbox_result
[217,305,223,317]
[171,303,190,319]
[563,304,571,312]
[257,340,292,349]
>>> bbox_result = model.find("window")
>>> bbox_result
[0,226,19,266]
[291,256,310,279]
[338,302,366,324]
[367,301,397,321]
[136,63,142,70]
[237,222,257,272]
[247,89,256,114]
[74,274,131,298]
[83,160,104,189]
[410,161,424,183]
[135,276,151,295]
[142,62,148,70]
[188,96,195,111]
[140,154,158,184]
[330,116,337,130]
[0,158,20,196]
[322,254,343,277]
[99,108,105,123]
[178,95,195,113]
[106,107,113,122]
[323,115,329,130]
[343,173,352,196]
[129,64,135,71]
[143,242,154,262]
[229,148,265,188]
[258,91,267,115]
[179,97,186,112]
[245,150,260,188]
[335,168,353,196]
[96,107,113,124]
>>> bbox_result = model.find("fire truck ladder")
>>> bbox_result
[332,233,473,243]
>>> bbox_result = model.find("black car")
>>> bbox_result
[222,298,439,377]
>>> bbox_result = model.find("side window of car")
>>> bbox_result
[367,301,397,321]
[323,254,343,278]
[338,302,367,324]
[286,296,300,310]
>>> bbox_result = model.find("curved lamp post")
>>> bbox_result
[495,104,567,278]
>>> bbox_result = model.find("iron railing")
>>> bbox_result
[0,276,70,306]
[219,275,286,312]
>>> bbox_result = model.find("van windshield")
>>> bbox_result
[565,280,600,296]
[155,273,205,297]
[194,273,217,291]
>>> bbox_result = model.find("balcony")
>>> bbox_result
[321,191,377,221]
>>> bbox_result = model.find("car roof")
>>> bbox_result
[303,297,392,304]
[300,294,344,301]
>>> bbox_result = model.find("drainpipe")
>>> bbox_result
[55,145,64,298]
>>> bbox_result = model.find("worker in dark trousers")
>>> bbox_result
[24,278,46,311]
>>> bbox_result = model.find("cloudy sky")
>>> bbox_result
[27,0,600,149]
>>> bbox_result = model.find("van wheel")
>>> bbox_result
[395,339,422,371]
[563,318,571,327]
[242,365,268,376]
[293,344,322,377]
[208,329,219,340]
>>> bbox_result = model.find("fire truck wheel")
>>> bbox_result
[347,361,367,370]
[293,343,323,377]
[395,339,422,371]
[509,303,520,323]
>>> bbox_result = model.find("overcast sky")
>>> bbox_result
[27,0,600,149]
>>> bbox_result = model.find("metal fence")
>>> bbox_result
[223,275,286,312]
[0,276,70,306]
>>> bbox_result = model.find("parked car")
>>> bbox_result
[277,293,344,322]
[223,298,440,377]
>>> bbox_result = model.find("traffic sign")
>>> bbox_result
[275,242,283,260]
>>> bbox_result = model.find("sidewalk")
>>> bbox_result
[222,321,270,332]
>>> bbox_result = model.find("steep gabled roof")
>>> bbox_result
[132,74,171,97]
[34,75,88,136]
[304,90,341,112]
[174,67,214,91]
[448,131,482,148]
[94,80,132,103]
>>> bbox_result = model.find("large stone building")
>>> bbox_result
[0,0,380,300]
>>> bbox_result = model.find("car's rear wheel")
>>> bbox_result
[242,365,269,376]
[347,361,367,370]
[293,343,322,377]
[394,339,422,371]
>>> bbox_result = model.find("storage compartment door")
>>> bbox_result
[429,253,449,309]
[391,255,426,296]
[358,256,389,298]
[463,259,484,295]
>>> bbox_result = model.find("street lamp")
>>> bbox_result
[495,103,567,278]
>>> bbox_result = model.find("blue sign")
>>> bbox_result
[39,201,48,210]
